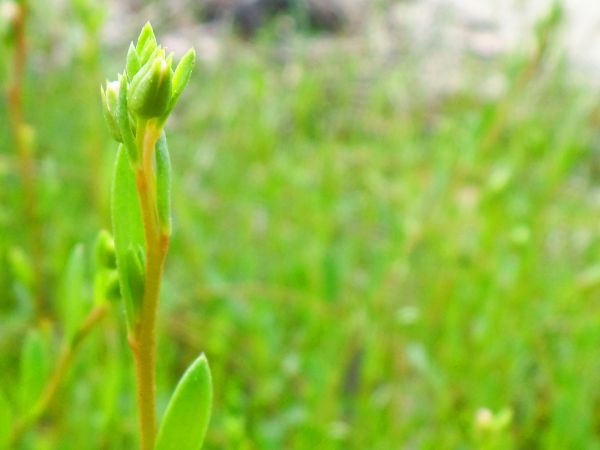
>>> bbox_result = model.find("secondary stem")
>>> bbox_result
[132,121,169,450]
[10,304,108,444]
[7,0,44,316]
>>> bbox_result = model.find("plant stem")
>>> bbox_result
[10,304,108,444]
[7,0,44,316]
[131,121,169,450]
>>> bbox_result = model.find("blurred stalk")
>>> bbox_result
[74,0,108,224]
[480,2,563,151]
[9,304,108,445]
[6,0,45,316]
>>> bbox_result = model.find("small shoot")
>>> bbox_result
[101,23,211,450]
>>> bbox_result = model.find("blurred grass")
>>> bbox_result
[2,3,600,449]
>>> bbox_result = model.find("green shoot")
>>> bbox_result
[101,22,212,450]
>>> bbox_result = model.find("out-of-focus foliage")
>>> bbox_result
[1,0,599,449]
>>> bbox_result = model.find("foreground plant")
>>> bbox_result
[101,23,212,450]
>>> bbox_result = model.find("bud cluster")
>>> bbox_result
[100,23,195,160]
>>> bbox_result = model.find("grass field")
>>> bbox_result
[1,3,600,449]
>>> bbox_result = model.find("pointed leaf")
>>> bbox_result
[117,75,138,164]
[155,354,213,450]
[112,145,145,328]
[20,329,50,411]
[59,244,88,341]
[172,49,195,101]
[127,42,141,79]
[137,24,158,66]
[163,48,195,121]
[136,22,157,61]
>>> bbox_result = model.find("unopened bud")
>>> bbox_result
[104,270,121,302]
[101,80,122,141]
[95,230,116,270]
[128,54,173,118]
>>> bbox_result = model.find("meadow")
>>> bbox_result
[1,2,600,449]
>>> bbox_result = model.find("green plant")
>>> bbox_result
[101,23,212,450]
[5,232,116,447]
[4,0,44,315]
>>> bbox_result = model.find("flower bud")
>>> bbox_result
[103,270,122,303]
[95,229,117,270]
[101,80,122,142]
[128,54,173,118]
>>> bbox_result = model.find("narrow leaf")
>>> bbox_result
[136,22,156,60]
[112,145,145,328]
[59,244,87,341]
[169,48,195,111]
[155,133,172,234]
[20,329,50,411]
[126,42,141,80]
[138,25,158,66]
[117,76,138,164]
[155,354,213,450]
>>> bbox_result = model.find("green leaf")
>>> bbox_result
[112,145,145,328]
[155,133,172,234]
[162,48,195,121]
[126,42,141,80]
[137,23,156,50]
[59,244,87,341]
[137,22,158,65]
[117,75,138,164]
[0,389,12,449]
[101,81,123,142]
[20,329,50,411]
[172,49,195,100]
[155,354,213,450]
